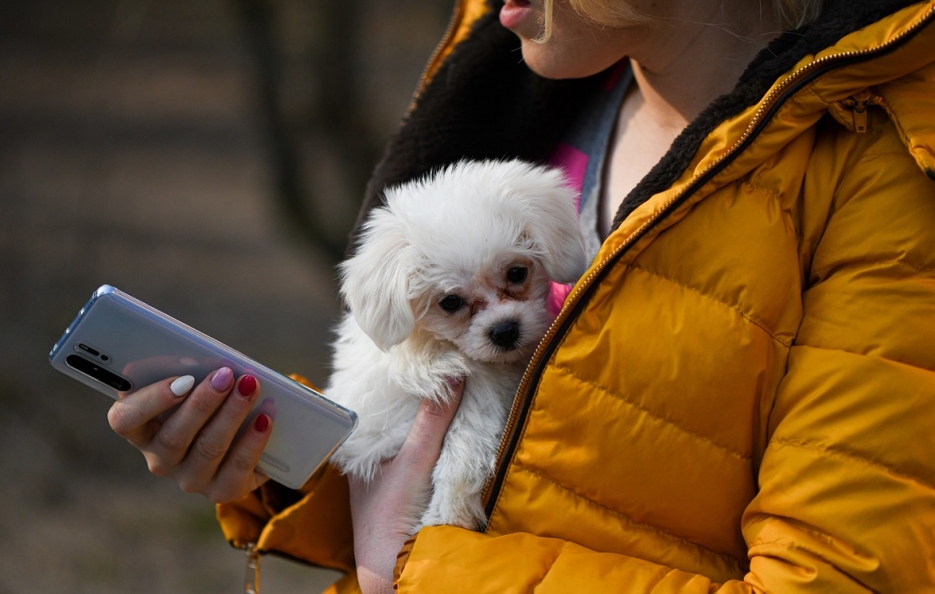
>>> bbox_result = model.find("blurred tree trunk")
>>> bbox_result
[233,0,382,263]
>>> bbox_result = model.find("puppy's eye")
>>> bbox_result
[507,266,528,284]
[439,295,463,312]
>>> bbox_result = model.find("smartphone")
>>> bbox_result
[49,284,357,490]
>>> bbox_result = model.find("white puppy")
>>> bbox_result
[326,159,587,531]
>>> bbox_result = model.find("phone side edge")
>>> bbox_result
[48,284,117,363]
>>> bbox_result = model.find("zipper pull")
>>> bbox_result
[842,89,880,133]
[244,543,262,594]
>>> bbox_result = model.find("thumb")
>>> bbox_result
[396,377,464,469]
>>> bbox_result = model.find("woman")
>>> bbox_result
[108,0,935,591]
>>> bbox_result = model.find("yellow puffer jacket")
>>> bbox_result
[218,0,935,591]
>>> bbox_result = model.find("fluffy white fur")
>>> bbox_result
[326,159,587,531]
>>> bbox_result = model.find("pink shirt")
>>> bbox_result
[545,143,588,317]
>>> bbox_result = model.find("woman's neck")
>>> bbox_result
[629,2,781,126]
[600,4,781,236]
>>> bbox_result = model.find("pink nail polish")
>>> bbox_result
[254,413,270,433]
[210,367,234,391]
[238,375,257,397]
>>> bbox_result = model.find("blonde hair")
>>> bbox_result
[540,0,824,39]
[541,0,649,41]
[771,0,824,30]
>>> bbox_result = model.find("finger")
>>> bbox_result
[176,374,262,492]
[147,368,238,474]
[207,412,274,503]
[108,375,195,446]
[396,377,464,471]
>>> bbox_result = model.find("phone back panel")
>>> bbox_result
[50,285,357,489]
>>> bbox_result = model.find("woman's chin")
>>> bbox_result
[518,43,617,80]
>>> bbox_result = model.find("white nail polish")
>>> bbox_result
[170,375,195,397]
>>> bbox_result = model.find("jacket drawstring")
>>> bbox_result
[244,543,261,594]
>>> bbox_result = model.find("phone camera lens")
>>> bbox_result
[65,355,131,392]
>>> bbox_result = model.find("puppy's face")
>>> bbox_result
[412,252,554,364]
[340,160,587,355]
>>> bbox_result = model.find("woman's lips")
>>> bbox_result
[500,0,533,30]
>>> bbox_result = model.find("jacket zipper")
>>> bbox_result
[244,542,261,594]
[409,0,467,110]
[481,2,935,519]
[842,88,882,133]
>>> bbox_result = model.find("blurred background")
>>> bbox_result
[0,0,451,591]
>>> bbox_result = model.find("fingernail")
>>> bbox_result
[238,375,257,397]
[254,413,270,433]
[210,367,234,391]
[445,376,463,387]
[170,375,195,397]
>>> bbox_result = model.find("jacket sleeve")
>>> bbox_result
[216,462,356,573]
[741,118,935,591]
[396,527,752,592]
[215,375,356,573]
[394,125,935,592]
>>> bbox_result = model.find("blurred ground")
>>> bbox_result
[0,0,448,591]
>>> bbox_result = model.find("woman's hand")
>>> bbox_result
[349,378,464,594]
[107,368,272,503]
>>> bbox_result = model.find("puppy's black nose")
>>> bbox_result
[489,319,520,350]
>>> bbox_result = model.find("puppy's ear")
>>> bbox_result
[339,207,414,351]
[512,164,588,284]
